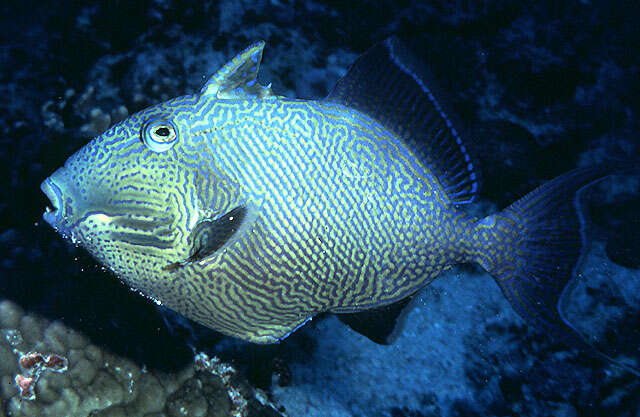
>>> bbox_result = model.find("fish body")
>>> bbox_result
[42,92,469,342]
[41,39,624,353]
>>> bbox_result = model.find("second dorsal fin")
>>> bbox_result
[328,37,478,204]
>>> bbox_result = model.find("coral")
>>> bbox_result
[14,351,69,401]
[0,301,285,416]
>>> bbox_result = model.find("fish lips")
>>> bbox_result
[41,178,67,232]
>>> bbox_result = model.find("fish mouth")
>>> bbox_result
[40,178,64,227]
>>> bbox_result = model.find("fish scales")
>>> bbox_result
[179,98,456,337]
[41,38,639,377]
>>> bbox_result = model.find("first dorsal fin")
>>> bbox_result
[328,37,478,204]
[200,41,278,99]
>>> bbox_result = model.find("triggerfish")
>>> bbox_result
[40,38,634,364]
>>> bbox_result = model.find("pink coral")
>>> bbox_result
[14,374,35,401]
[14,352,69,401]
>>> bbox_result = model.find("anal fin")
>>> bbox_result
[336,294,415,344]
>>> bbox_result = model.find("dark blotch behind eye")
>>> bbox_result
[155,127,170,136]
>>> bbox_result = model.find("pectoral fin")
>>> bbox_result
[164,205,247,271]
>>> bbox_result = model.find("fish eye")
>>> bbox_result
[142,118,178,152]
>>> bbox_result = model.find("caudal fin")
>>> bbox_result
[475,165,639,375]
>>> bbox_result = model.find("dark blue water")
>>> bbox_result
[0,1,638,415]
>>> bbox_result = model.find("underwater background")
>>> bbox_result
[0,0,639,416]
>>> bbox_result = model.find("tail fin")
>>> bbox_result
[474,165,640,376]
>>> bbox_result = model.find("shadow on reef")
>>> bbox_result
[590,195,640,270]
[449,305,640,417]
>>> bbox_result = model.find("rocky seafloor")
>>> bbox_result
[0,0,639,416]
